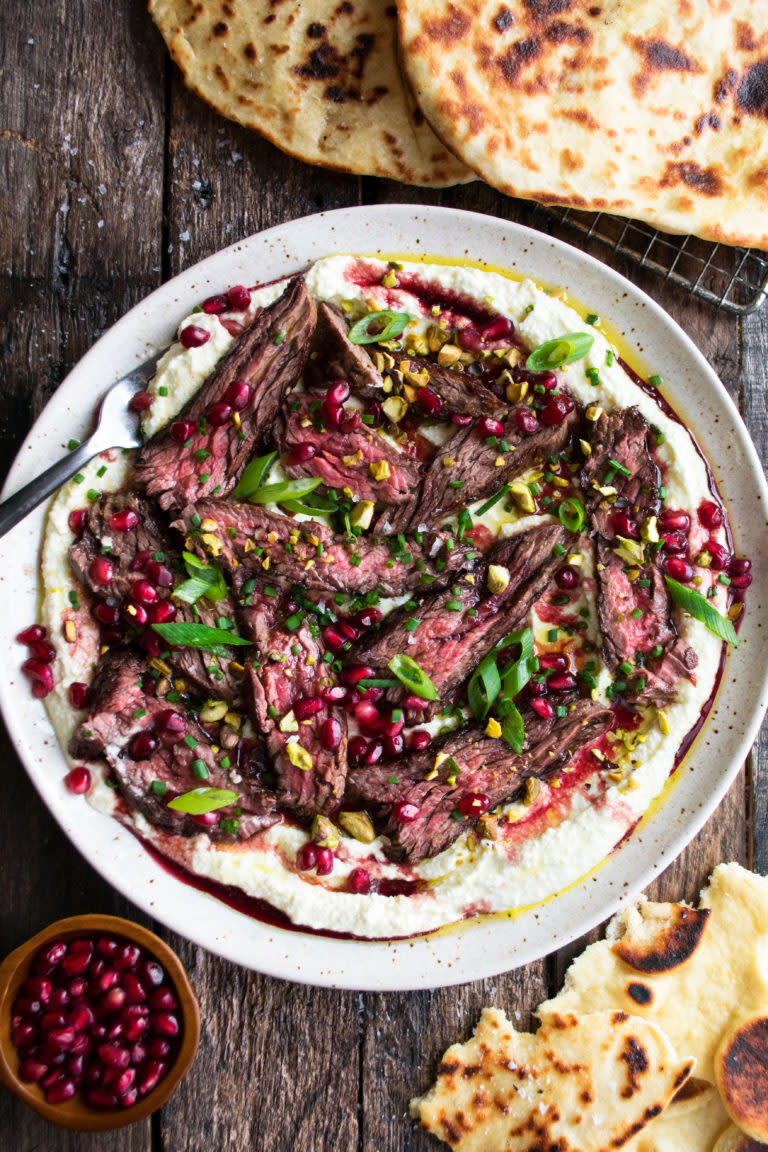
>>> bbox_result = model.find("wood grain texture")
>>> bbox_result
[1,3,767,1151]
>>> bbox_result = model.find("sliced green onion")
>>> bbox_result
[173,551,229,605]
[665,577,738,645]
[608,457,632,478]
[348,310,411,345]
[248,477,322,505]
[233,451,278,499]
[475,486,510,517]
[558,497,585,533]
[151,622,252,657]
[167,787,239,815]
[467,653,502,721]
[525,332,594,372]
[281,492,337,516]
[357,677,400,689]
[388,654,438,700]
[500,703,525,754]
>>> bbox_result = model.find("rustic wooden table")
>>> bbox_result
[2,3,767,1150]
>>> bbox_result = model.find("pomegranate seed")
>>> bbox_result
[115,943,141,971]
[659,508,690,532]
[729,556,751,576]
[554,566,579,590]
[530,698,555,719]
[18,1058,48,1083]
[147,1038,170,1060]
[65,767,92,795]
[409,729,431,751]
[70,1032,89,1056]
[87,1087,119,1109]
[131,579,159,605]
[481,316,514,342]
[100,987,127,1015]
[62,948,93,976]
[12,1022,37,1047]
[120,1088,139,1108]
[69,977,87,998]
[46,1027,76,1051]
[417,388,443,416]
[94,602,120,626]
[69,681,89,709]
[394,801,420,823]
[349,606,383,630]
[22,657,54,686]
[732,573,752,589]
[31,678,54,699]
[458,792,491,817]
[219,381,251,415]
[99,1042,130,1069]
[137,1059,167,1095]
[50,986,72,1009]
[364,740,384,765]
[147,600,176,625]
[113,1067,136,1097]
[661,530,687,554]
[144,560,172,587]
[321,685,347,705]
[353,687,384,705]
[451,413,473,426]
[46,1076,77,1104]
[149,987,177,1011]
[541,395,575,425]
[338,621,359,643]
[348,735,369,764]
[68,508,87,537]
[69,1002,95,1032]
[179,324,211,349]
[123,1017,149,1045]
[109,509,139,533]
[192,812,218,827]
[131,1040,149,1065]
[355,701,382,736]
[207,401,233,426]
[320,716,342,751]
[294,696,324,721]
[141,961,164,989]
[201,293,228,314]
[341,409,362,432]
[38,942,67,971]
[612,511,637,538]
[384,732,404,757]
[458,324,483,351]
[515,407,540,435]
[169,420,196,445]
[129,732,158,760]
[342,665,375,687]
[156,710,186,741]
[698,500,723,530]
[548,672,577,692]
[25,977,52,1004]
[297,844,318,871]
[129,390,153,412]
[323,626,346,653]
[88,556,114,585]
[706,542,731,571]
[226,284,251,310]
[347,868,371,895]
[29,639,56,663]
[315,848,334,876]
[288,442,316,466]
[383,715,405,738]
[479,417,504,437]
[403,694,429,712]
[665,556,694,582]
[17,624,46,645]
[123,601,148,627]
[324,379,349,406]
[538,654,567,671]
[13,995,42,1017]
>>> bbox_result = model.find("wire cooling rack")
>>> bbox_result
[536,205,768,315]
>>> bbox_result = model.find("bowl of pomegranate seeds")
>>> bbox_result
[0,914,199,1130]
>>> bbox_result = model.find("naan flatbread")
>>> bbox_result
[410,1007,693,1152]
[539,863,768,1136]
[149,0,471,184]
[398,0,768,248]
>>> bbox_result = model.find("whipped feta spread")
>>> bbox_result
[40,256,727,939]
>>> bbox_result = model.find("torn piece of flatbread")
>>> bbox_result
[410,1007,693,1152]
[712,1124,768,1152]
[622,1079,730,1152]
[538,863,768,1139]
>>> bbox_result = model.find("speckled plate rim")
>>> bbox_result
[1,204,766,991]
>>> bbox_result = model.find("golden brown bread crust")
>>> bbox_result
[149,0,471,184]
[398,0,768,248]
[716,1016,768,1143]
[612,905,711,973]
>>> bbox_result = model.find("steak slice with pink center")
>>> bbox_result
[347,699,612,862]
[281,395,420,506]
[70,650,279,841]
[173,500,472,597]
[134,277,316,511]
[355,524,568,712]
[235,575,348,820]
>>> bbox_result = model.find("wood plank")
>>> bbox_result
[156,72,364,1152]
[0,0,164,1145]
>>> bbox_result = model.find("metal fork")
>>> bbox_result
[0,351,163,537]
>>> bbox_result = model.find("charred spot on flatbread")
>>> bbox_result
[716,1016,768,1141]
[673,1076,714,1104]
[612,905,710,972]
[736,60,768,118]
[627,981,653,1006]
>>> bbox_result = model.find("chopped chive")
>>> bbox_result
[73,473,84,483]
[608,457,632,478]
[619,660,633,675]
[586,313,599,325]
[67,438,80,451]
[547,628,558,642]
[191,759,210,780]
[150,780,167,796]
[630,607,643,618]
[404,618,420,631]
[605,349,614,366]
[184,735,198,749]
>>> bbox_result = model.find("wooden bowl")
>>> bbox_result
[0,914,200,1130]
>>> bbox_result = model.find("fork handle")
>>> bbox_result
[0,434,105,538]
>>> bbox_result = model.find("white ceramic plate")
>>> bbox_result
[2,205,766,990]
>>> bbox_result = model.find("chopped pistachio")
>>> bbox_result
[279,709,299,733]
[350,500,375,530]
[524,777,542,805]
[369,459,391,481]
[579,438,592,456]
[477,814,499,841]
[381,269,397,288]
[311,814,340,849]
[585,404,604,422]
[613,536,645,566]
[484,716,503,739]
[342,450,364,467]
[382,395,407,423]
[657,710,671,736]
[695,550,712,568]
[200,532,222,557]
[437,343,462,367]
[508,481,536,514]
[338,810,376,844]
[640,515,659,544]
[487,564,510,595]
[566,553,583,567]
[199,700,229,723]
[286,741,312,772]
[200,518,218,532]
[64,620,77,643]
